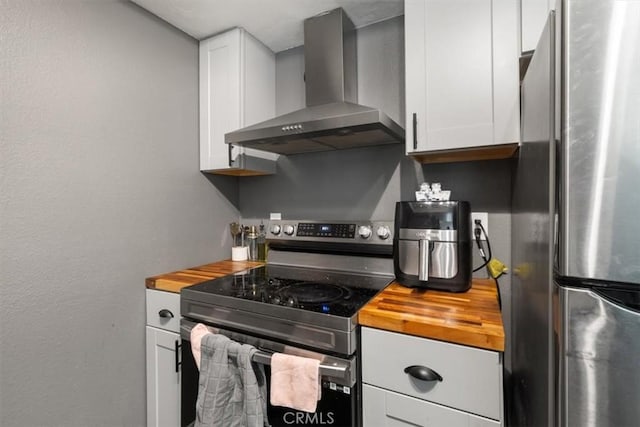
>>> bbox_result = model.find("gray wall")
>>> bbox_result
[241,17,406,220]
[0,1,238,426]
[239,16,513,367]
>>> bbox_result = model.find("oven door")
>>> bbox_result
[180,320,358,427]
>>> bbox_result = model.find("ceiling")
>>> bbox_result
[130,0,404,53]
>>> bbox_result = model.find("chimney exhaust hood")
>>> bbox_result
[225,8,405,155]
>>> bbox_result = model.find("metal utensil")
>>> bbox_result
[230,222,241,246]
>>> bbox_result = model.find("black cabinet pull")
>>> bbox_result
[412,113,418,150]
[174,340,181,373]
[158,309,174,319]
[228,143,234,167]
[404,365,443,382]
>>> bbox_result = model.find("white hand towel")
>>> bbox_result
[189,323,211,370]
[270,353,321,413]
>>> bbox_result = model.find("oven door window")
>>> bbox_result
[181,340,357,427]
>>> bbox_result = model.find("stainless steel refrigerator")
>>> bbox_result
[512,0,640,426]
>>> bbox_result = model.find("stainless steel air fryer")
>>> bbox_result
[393,201,471,292]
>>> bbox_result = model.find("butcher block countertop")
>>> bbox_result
[145,260,263,293]
[358,279,505,352]
[146,261,503,352]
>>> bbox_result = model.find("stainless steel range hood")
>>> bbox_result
[225,8,405,155]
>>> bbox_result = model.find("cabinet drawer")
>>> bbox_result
[363,384,500,427]
[362,327,502,420]
[146,289,180,333]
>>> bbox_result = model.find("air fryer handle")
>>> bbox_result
[404,365,443,382]
[419,239,429,281]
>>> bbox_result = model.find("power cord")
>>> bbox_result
[473,220,502,309]
[473,221,492,272]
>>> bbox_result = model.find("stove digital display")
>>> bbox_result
[296,223,356,238]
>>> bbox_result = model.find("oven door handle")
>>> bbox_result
[180,319,354,385]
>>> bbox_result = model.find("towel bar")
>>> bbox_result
[250,348,349,379]
[180,319,355,386]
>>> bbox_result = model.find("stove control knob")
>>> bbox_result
[283,224,295,236]
[270,224,281,235]
[358,225,372,239]
[376,226,391,240]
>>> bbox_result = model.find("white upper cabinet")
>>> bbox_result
[405,0,519,162]
[521,0,555,53]
[200,28,277,175]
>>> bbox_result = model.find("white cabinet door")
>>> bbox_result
[521,0,555,52]
[146,326,180,427]
[362,384,501,427]
[405,0,519,156]
[200,29,241,172]
[406,0,493,153]
[493,0,520,145]
[199,28,277,175]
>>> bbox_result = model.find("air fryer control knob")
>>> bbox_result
[283,225,295,236]
[270,224,281,235]
[358,225,372,239]
[376,226,391,240]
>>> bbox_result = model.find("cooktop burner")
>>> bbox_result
[279,282,351,304]
[184,265,391,318]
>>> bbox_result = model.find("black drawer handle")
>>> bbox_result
[404,365,443,382]
[158,309,174,319]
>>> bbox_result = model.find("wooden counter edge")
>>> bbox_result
[146,262,504,352]
[146,259,264,293]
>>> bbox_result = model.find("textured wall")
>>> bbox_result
[0,1,238,426]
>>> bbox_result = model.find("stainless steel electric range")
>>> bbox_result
[179,219,395,427]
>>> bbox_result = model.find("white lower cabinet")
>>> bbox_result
[362,327,503,426]
[146,290,181,427]
[363,385,499,427]
[146,326,180,427]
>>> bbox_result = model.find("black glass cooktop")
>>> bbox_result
[185,265,392,318]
